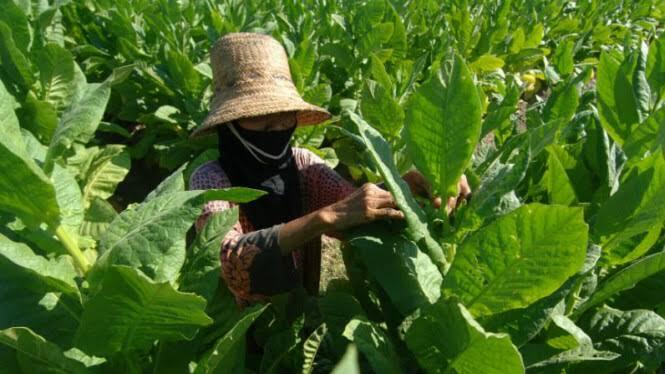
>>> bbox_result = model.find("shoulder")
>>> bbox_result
[292,147,326,170]
[188,160,231,190]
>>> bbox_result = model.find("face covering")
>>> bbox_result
[217,120,302,231]
[227,121,296,167]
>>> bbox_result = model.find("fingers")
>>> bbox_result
[357,183,404,221]
[444,175,473,216]
[373,195,398,209]
[459,174,471,198]
[369,207,405,220]
[404,170,432,198]
[446,196,457,215]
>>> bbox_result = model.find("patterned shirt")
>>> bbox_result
[189,147,356,306]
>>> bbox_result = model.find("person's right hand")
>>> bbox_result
[320,183,405,231]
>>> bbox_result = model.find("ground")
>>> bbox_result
[319,236,347,293]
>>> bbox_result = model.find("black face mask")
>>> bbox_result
[228,122,296,167]
[217,121,302,230]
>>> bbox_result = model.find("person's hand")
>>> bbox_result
[445,174,472,215]
[402,171,471,215]
[320,183,404,231]
[402,170,442,209]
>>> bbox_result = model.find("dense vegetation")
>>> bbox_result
[0,0,664,372]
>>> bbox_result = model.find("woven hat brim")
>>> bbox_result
[190,93,331,138]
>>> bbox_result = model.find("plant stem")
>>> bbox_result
[54,225,90,274]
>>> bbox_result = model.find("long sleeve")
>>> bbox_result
[189,161,299,305]
[293,148,358,240]
[294,148,357,212]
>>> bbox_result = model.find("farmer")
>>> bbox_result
[188,32,470,306]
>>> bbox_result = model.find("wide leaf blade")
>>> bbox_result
[0,80,61,227]
[0,234,78,296]
[575,251,665,317]
[75,265,212,357]
[45,81,112,170]
[403,301,524,373]
[405,54,482,197]
[444,204,588,317]
[0,327,87,374]
[343,318,402,374]
[92,188,264,284]
[347,223,442,315]
[348,111,448,271]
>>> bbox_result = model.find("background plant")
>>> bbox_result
[0,0,664,373]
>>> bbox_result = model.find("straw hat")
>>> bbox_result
[190,32,331,138]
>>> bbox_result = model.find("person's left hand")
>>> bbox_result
[401,171,471,214]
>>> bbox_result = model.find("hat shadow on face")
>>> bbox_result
[234,111,299,132]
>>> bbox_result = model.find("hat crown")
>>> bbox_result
[190,32,331,138]
[211,32,295,93]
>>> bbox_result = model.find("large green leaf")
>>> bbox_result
[179,208,239,303]
[611,269,665,311]
[347,223,442,315]
[444,204,588,317]
[166,50,201,96]
[52,163,84,233]
[481,245,601,347]
[0,327,87,374]
[0,0,30,52]
[45,81,112,170]
[0,235,79,347]
[542,77,579,124]
[403,300,524,374]
[646,37,664,103]
[147,163,187,201]
[260,316,304,374]
[633,41,651,122]
[593,152,665,264]
[0,81,61,227]
[623,106,665,160]
[360,80,403,139]
[35,44,79,113]
[597,51,639,145]
[302,323,328,374]
[0,21,33,93]
[75,265,212,357]
[465,144,529,223]
[523,343,620,371]
[17,93,59,142]
[331,345,360,374]
[578,306,665,371]
[480,76,520,137]
[575,251,665,317]
[348,111,448,271]
[294,37,316,84]
[92,188,263,284]
[0,234,78,296]
[544,145,577,205]
[195,304,267,374]
[343,318,402,374]
[80,145,130,207]
[405,54,482,197]
[79,197,117,238]
[553,40,574,76]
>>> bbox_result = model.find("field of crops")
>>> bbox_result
[1,0,664,372]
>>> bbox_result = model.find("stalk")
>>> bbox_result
[54,225,90,274]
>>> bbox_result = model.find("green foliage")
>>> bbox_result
[405,54,482,198]
[403,301,524,373]
[0,0,664,372]
[444,204,588,317]
[74,265,212,357]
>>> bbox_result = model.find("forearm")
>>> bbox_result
[277,208,333,255]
